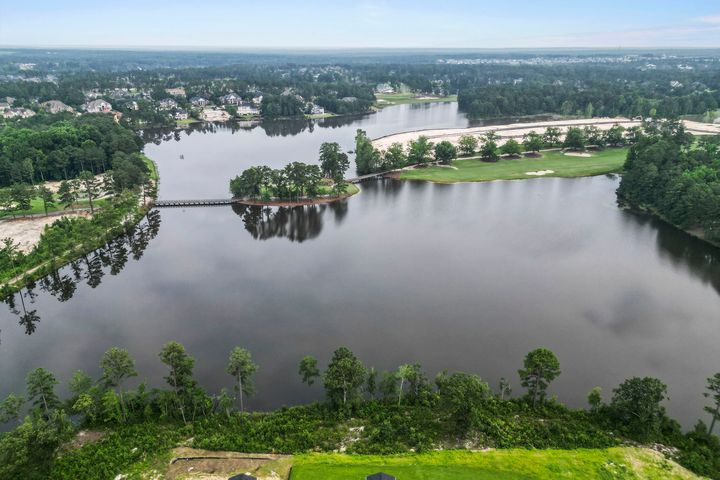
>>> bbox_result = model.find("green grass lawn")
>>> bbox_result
[0,196,109,219]
[399,148,628,184]
[175,117,200,125]
[375,92,457,107]
[290,448,700,480]
[142,154,159,181]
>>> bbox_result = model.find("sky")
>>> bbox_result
[1,0,720,49]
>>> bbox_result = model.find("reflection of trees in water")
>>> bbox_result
[0,210,161,340]
[142,113,366,144]
[624,209,720,296]
[232,200,349,243]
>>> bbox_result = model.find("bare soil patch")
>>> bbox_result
[0,212,89,253]
[166,448,291,480]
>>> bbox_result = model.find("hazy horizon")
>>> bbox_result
[2,1,719,49]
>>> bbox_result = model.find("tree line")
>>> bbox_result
[355,123,635,175]
[1,343,719,478]
[617,121,720,243]
[0,115,143,187]
[229,143,350,200]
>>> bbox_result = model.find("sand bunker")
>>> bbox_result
[0,212,89,253]
[564,152,592,157]
[526,170,555,176]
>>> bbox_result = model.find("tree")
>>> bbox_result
[100,347,138,421]
[78,171,99,214]
[583,125,605,148]
[543,127,562,147]
[518,348,561,408]
[562,127,586,151]
[480,136,499,161]
[704,372,720,436]
[26,368,60,416]
[588,387,603,412]
[382,143,407,170]
[0,393,24,424]
[226,346,258,412]
[37,186,55,216]
[500,139,522,157]
[498,377,511,400]
[396,364,413,405]
[522,131,544,154]
[57,180,77,209]
[299,355,320,386]
[366,367,378,398]
[319,142,350,179]
[604,124,626,147]
[159,341,196,423]
[355,129,380,175]
[323,346,366,407]
[458,135,478,156]
[68,370,93,398]
[407,136,434,165]
[610,377,668,441]
[10,183,33,216]
[437,372,490,431]
[434,141,457,164]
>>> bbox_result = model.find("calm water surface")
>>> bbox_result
[2,103,719,427]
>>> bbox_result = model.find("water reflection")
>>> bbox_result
[231,200,349,243]
[0,210,161,340]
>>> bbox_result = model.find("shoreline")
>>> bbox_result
[233,184,360,207]
[0,157,160,299]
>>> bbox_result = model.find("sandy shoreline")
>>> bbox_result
[0,211,90,253]
[372,117,720,151]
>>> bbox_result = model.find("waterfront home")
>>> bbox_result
[237,102,260,116]
[190,96,209,107]
[219,92,242,105]
[375,83,395,94]
[158,98,178,110]
[174,109,189,120]
[310,104,325,115]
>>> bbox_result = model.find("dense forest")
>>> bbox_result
[0,343,718,479]
[617,122,720,243]
[0,115,143,187]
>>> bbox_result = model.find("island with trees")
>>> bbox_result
[228,143,358,206]
[1,343,718,478]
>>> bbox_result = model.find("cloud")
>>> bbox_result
[696,15,720,24]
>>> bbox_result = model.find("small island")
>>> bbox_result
[229,143,358,206]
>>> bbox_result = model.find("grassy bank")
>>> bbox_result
[399,148,628,183]
[375,92,457,107]
[291,448,701,480]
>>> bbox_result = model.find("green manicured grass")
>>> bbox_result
[291,448,700,480]
[0,195,109,219]
[305,113,338,119]
[399,148,628,184]
[375,92,457,107]
[175,117,200,125]
[142,154,159,181]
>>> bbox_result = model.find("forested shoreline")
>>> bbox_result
[617,121,720,244]
[0,343,719,478]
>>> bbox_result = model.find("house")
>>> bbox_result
[174,109,189,120]
[251,94,263,106]
[84,99,112,113]
[3,108,36,119]
[219,92,242,105]
[190,96,209,107]
[126,101,139,111]
[309,104,325,115]
[200,107,230,122]
[237,102,260,116]
[340,96,358,103]
[165,87,186,97]
[110,88,129,100]
[158,98,178,110]
[40,100,74,114]
[375,83,394,94]
[0,102,10,112]
[670,80,683,89]
[365,473,396,480]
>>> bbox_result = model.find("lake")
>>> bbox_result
[2,102,719,427]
